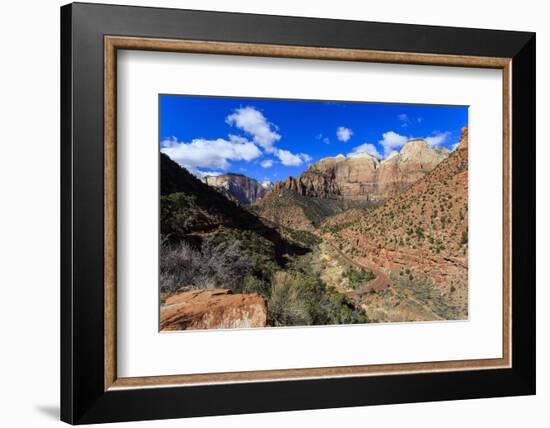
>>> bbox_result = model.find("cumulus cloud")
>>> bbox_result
[260,159,273,168]
[348,143,382,160]
[276,149,301,166]
[274,150,311,166]
[164,105,311,172]
[161,137,261,172]
[225,106,281,153]
[276,149,311,166]
[198,170,224,178]
[336,126,353,142]
[425,131,451,147]
[379,131,409,156]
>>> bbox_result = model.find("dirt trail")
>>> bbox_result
[324,239,391,292]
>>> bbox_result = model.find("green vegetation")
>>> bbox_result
[268,269,368,326]
[285,228,322,247]
[159,154,369,327]
[160,235,369,326]
[392,274,462,320]
[343,266,376,290]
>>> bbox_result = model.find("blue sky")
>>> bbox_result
[160,95,468,183]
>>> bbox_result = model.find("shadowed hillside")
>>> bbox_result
[160,153,307,260]
[160,153,369,329]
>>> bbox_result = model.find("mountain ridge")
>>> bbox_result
[254,137,454,230]
[203,173,272,204]
[266,137,450,203]
[322,126,469,317]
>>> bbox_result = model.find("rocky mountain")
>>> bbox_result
[160,153,366,330]
[251,189,350,231]
[376,139,450,198]
[323,127,469,316]
[203,173,272,204]
[256,138,450,230]
[266,138,449,203]
[160,153,305,262]
[260,179,274,189]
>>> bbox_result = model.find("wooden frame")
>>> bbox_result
[62,2,535,424]
[104,36,513,390]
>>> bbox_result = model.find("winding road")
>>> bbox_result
[324,238,391,292]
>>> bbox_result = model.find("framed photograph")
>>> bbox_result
[61,2,535,424]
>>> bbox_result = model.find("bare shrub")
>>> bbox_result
[160,236,253,295]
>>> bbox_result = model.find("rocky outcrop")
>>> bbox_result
[267,139,449,202]
[260,179,274,189]
[457,126,468,151]
[204,173,271,204]
[377,139,448,198]
[325,127,469,312]
[160,289,268,331]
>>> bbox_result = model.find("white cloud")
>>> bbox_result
[225,106,281,153]
[398,113,411,127]
[161,137,261,171]
[336,126,353,142]
[348,143,382,160]
[425,132,451,147]
[276,149,302,166]
[260,159,273,168]
[316,133,331,145]
[198,170,224,178]
[451,142,460,151]
[276,149,311,166]
[379,131,409,156]
[228,134,249,144]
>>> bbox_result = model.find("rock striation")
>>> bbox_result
[160,289,268,331]
[204,173,271,204]
[268,138,449,202]
[324,127,469,315]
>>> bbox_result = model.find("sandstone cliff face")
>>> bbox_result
[267,138,449,203]
[204,173,271,204]
[325,127,469,314]
[160,289,268,331]
[377,139,448,198]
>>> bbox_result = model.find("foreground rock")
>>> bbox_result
[160,289,268,331]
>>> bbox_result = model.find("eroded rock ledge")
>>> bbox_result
[160,289,268,331]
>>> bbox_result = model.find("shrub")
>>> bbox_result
[460,230,468,245]
[268,270,368,327]
[159,236,254,295]
[268,271,314,326]
[343,266,376,289]
[160,193,200,241]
